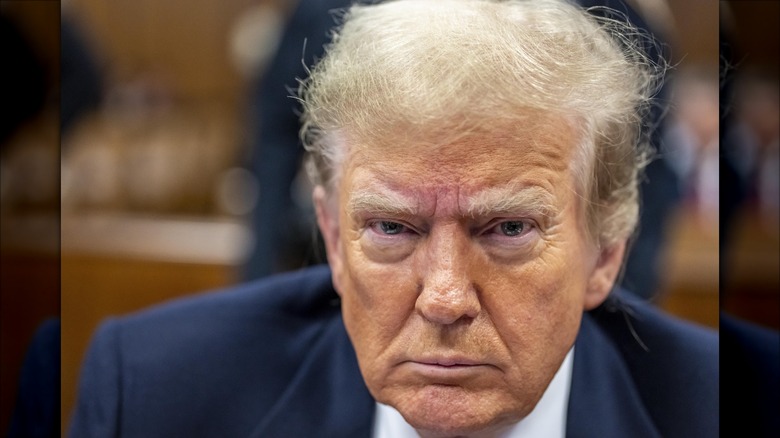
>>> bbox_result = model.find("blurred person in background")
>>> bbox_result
[244,0,679,304]
[719,7,780,436]
[719,2,780,307]
[1,7,58,438]
[721,70,779,237]
[60,15,104,139]
[6,320,60,438]
[660,67,720,226]
[0,13,47,147]
[70,1,718,436]
[3,7,103,437]
[242,0,343,279]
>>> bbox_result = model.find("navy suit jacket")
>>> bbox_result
[69,266,718,437]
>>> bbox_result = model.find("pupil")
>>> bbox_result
[501,221,523,236]
[380,222,403,234]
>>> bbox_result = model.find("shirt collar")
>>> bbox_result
[372,347,575,438]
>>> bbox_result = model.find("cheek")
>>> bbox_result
[483,248,587,350]
[339,241,418,356]
[484,265,582,392]
[343,237,415,306]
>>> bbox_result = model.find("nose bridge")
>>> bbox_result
[428,223,468,283]
[416,223,480,324]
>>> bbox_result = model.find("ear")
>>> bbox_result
[584,240,626,310]
[313,185,344,294]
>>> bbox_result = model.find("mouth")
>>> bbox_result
[403,357,494,381]
[415,357,483,367]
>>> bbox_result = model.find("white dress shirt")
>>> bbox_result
[372,347,575,438]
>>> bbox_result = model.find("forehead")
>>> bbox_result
[339,113,580,191]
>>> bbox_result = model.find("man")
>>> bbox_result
[244,0,680,304]
[70,1,718,437]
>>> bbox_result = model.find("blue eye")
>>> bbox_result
[377,221,405,235]
[493,221,528,237]
[499,221,525,236]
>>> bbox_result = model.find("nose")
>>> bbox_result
[415,225,481,325]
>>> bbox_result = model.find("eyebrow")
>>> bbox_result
[464,185,558,219]
[347,190,419,218]
[347,185,558,220]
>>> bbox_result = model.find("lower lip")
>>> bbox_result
[404,362,489,381]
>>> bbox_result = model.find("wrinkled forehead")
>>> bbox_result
[356,107,575,146]
[326,110,590,192]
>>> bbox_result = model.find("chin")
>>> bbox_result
[390,385,526,438]
[405,413,519,438]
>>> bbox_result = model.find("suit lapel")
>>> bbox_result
[566,313,661,438]
[249,315,375,438]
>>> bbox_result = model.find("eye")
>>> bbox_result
[372,221,407,235]
[484,219,534,238]
[362,219,418,262]
[499,220,525,236]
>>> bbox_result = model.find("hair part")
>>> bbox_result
[299,0,664,246]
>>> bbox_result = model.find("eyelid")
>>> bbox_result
[479,217,538,237]
[366,219,420,236]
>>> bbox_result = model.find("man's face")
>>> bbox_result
[315,114,624,436]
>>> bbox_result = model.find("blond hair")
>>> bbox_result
[299,0,663,246]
